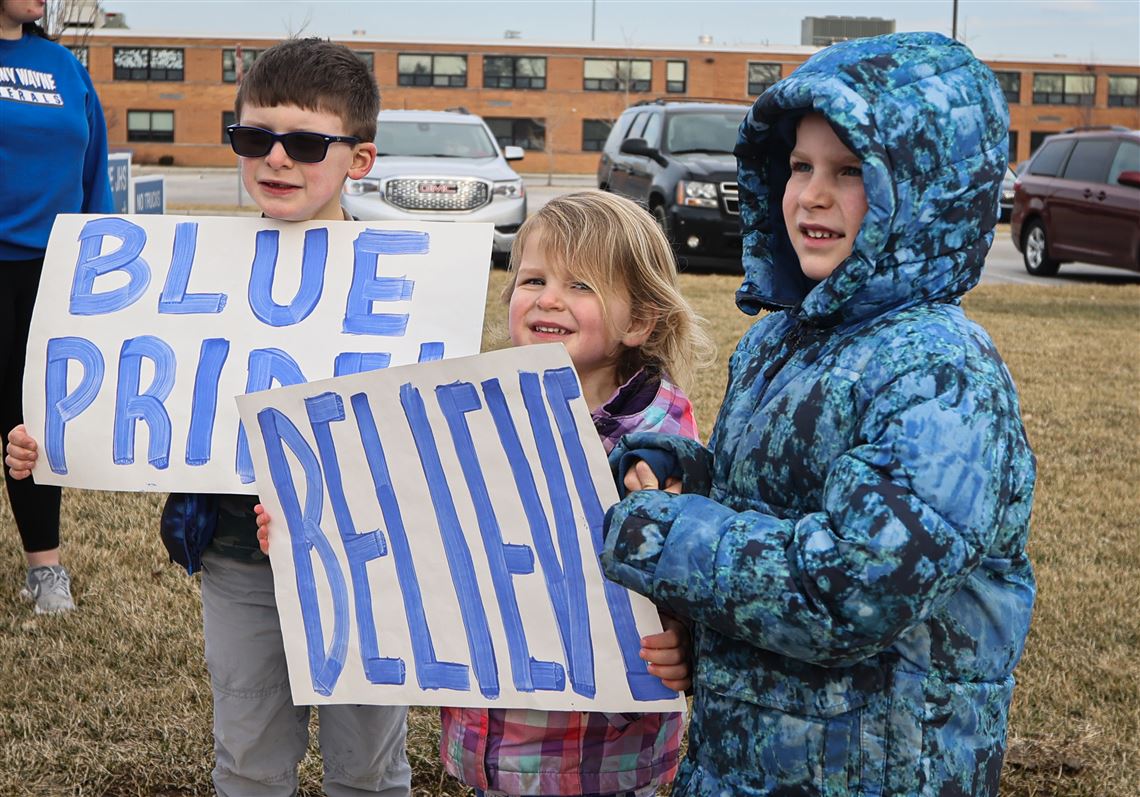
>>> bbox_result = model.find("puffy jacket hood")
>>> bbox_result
[734,32,1009,324]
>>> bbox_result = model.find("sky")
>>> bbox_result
[98,0,1140,64]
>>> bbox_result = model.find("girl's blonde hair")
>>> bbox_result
[504,190,715,390]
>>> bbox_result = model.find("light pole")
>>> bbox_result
[591,0,596,42]
[952,0,959,40]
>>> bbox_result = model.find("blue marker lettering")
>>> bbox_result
[402,383,499,697]
[518,371,595,698]
[256,407,349,696]
[438,381,563,693]
[305,391,405,685]
[544,367,676,701]
[342,229,426,335]
[248,228,327,327]
[43,337,104,474]
[418,342,444,362]
[334,352,391,376]
[185,338,230,466]
[157,221,227,314]
[352,391,468,691]
[112,335,175,469]
[235,348,306,483]
[69,217,151,315]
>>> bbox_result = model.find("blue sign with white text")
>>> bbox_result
[132,176,165,214]
[107,153,131,214]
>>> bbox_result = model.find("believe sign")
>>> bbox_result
[236,344,684,712]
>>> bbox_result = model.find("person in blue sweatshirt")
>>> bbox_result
[0,0,113,614]
[603,32,1036,796]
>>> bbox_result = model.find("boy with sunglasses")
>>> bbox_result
[188,38,407,797]
[7,37,410,795]
[209,38,410,797]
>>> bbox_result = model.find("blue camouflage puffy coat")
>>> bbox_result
[602,32,1036,797]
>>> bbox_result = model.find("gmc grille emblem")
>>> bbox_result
[418,182,458,194]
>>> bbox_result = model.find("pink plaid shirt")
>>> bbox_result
[440,370,697,796]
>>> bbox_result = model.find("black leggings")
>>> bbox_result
[1,257,61,553]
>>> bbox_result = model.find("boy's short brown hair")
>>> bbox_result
[235,38,379,141]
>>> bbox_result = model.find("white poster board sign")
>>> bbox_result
[236,344,684,712]
[23,214,491,493]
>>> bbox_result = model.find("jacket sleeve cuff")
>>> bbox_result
[601,490,726,611]
[607,431,713,497]
[602,491,674,597]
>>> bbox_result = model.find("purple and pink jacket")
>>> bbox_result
[440,368,698,796]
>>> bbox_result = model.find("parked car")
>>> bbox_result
[999,164,1019,223]
[597,100,749,269]
[1011,126,1140,276]
[342,109,527,264]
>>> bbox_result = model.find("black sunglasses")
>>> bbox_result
[226,124,361,163]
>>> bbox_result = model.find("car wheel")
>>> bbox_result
[1022,221,1060,276]
[651,204,671,242]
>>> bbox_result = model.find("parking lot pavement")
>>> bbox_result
[982,227,1140,286]
[137,166,594,216]
[135,167,1140,286]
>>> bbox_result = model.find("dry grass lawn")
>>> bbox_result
[1,273,1137,796]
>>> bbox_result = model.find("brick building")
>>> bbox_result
[62,29,1140,173]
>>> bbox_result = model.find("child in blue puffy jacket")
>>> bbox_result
[603,31,1036,797]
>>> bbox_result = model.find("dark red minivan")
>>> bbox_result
[1011,127,1140,276]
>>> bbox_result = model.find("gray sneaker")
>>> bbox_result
[20,565,76,614]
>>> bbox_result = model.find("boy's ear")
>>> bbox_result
[347,141,377,180]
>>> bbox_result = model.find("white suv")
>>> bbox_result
[343,109,527,263]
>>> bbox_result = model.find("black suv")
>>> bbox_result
[597,100,749,269]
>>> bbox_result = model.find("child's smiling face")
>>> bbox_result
[782,113,868,281]
[508,230,650,410]
[236,103,375,222]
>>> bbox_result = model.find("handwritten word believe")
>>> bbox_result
[257,368,676,703]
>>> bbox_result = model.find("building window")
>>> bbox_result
[127,110,174,142]
[222,110,235,144]
[747,62,781,95]
[68,46,88,68]
[1108,75,1139,107]
[483,56,546,89]
[582,119,613,151]
[583,58,651,92]
[1032,73,1094,105]
[353,51,375,71]
[397,54,467,87]
[994,71,1020,105]
[486,117,545,150]
[222,48,260,83]
[1008,130,1019,166]
[114,47,184,81]
[666,60,687,93]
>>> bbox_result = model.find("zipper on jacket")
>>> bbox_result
[763,321,812,380]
